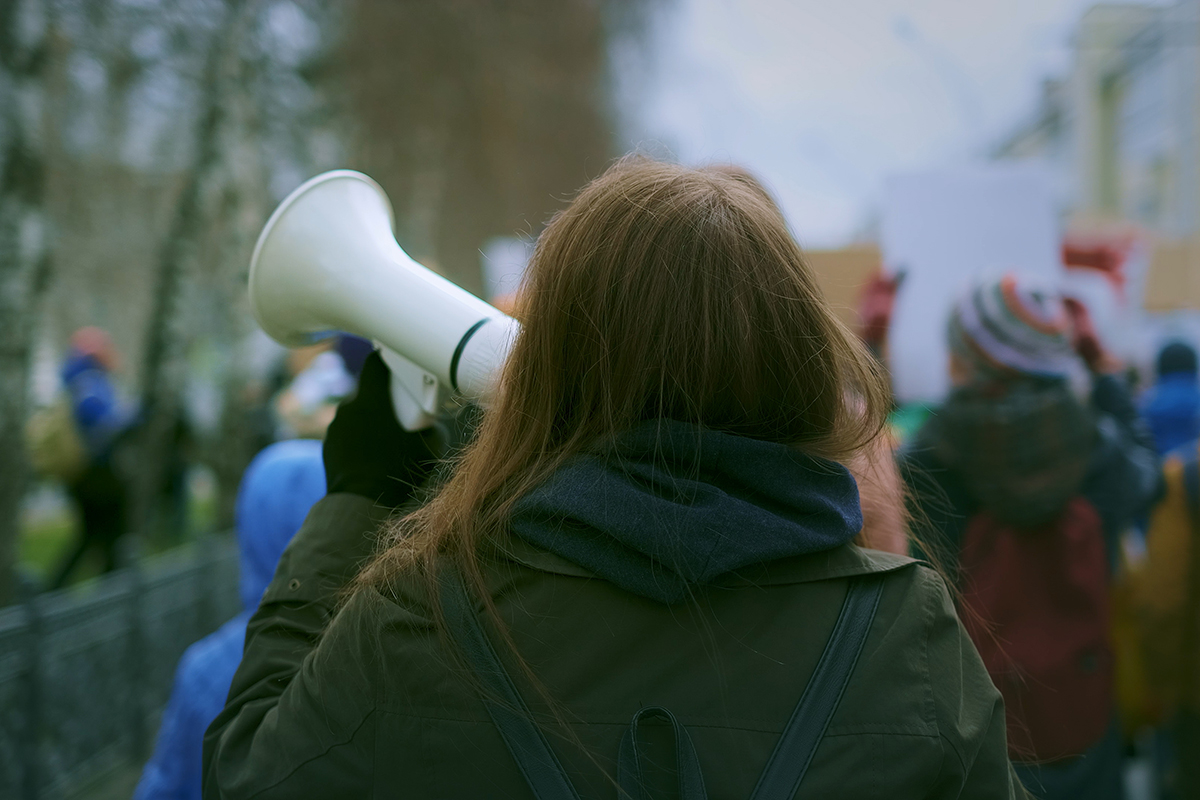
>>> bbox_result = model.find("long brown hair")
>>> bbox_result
[357,154,890,612]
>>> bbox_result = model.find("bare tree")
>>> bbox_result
[131,0,251,543]
[335,0,628,294]
[200,0,342,528]
[133,0,338,535]
[12,0,654,569]
[0,0,50,605]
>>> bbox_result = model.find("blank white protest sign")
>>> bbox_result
[881,166,1062,403]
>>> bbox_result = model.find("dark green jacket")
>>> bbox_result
[203,494,1026,799]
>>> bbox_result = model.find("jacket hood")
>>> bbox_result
[509,419,862,603]
[235,439,327,609]
[921,379,1095,528]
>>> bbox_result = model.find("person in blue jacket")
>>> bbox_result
[133,439,326,800]
[1142,341,1200,455]
[49,327,137,588]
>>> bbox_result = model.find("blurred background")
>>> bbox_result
[2,0,1198,797]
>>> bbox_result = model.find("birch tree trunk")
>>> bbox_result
[205,17,270,531]
[131,0,248,543]
[204,0,339,529]
[0,0,49,605]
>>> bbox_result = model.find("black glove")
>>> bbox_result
[323,350,440,508]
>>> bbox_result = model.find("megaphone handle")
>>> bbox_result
[389,372,437,432]
[378,347,439,432]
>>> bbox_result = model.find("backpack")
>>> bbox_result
[440,564,885,800]
[25,397,88,483]
[1134,448,1200,715]
[959,496,1113,762]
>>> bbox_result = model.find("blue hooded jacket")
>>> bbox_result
[134,440,326,800]
[1141,372,1200,455]
[61,350,134,461]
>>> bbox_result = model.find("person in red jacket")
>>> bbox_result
[901,275,1160,800]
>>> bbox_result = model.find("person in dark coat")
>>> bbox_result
[1142,340,1200,455]
[134,440,325,800]
[900,275,1160,800]
[204,158,1026,798]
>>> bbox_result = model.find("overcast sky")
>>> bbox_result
[625,0,1170,248]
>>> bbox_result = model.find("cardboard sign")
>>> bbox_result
[881,166,1062,402]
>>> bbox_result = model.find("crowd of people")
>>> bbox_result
[36,156,1200,798]
[23,326,366,591]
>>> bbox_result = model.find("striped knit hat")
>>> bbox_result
[948,273,1076,381]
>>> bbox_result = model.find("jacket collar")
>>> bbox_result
[507,419,864,603]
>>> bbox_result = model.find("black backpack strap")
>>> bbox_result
[439,564,583,800]
[749,573,885,800]
[618,706,707,800]
[616,574,886,800]
[443,561,884,800]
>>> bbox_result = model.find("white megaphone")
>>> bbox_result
[249,170,521,430]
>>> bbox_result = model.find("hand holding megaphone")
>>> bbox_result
[248,170,520,430]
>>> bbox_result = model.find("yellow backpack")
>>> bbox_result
[25,397,87,483]
[1131,450,1200,715]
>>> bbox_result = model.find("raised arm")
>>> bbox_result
[202,352,438,798]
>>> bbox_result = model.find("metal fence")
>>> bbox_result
[0,538,240,800]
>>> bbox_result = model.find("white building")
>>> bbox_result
[996,1,1200,238]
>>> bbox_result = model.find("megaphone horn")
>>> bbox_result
[249,170,520,430]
